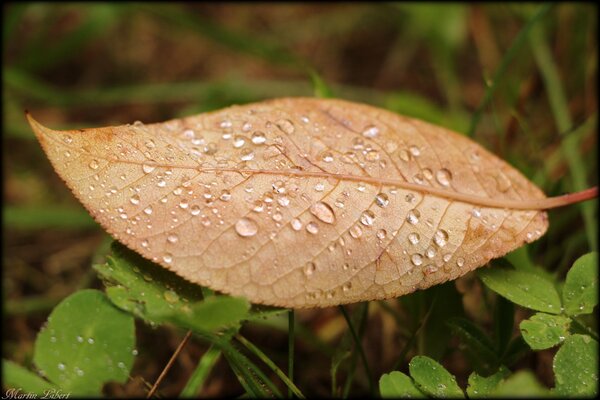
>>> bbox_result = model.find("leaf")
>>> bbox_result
[28,98,549,308]
[490,370,549,397]
[553,334,598,397]
[519,312,571,350]
[562,252,598,316]
[478,262,561,313]
[33,289,135,395]
[409,356,464,398]
[2,359,58,394]
[96,242,250,332]
[466,366,510,398]
[379,371,426,398]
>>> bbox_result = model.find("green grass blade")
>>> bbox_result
[467,3,552,137]
[288,310,295,398]
[529,24,598,251]
[180,345,222,397]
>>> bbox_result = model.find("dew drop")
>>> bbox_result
[76,336,84,343]
[349,224,363,239]
[240,148,254,161]
[422,168,433,180]
[143,206,153,215]
[163,290,179,303]
[406,209,420,225]
[141,239,149,248]
[251,131,267,144]
[405,193,415,203]
[304,262,316,276]
[342,282,352,292]
[63,135,73,144]
[278,196,290,207]
[360,210,375,226]
[365,150,380,162]
[142,163,156,174]
[409,145,421,156]
[272,212,283,222]
[89,159,99,170]
[235,217,258,237]
[179,200,189,209]
[320,151,334,163]
[443,253,452,262]
[357,183,366,192]
[399,149,410,162]
[433,229,449,247]
[87,338,95,344]
[220,190,232,202]
[167,234,179,244]
[375,193,389,208]
[310,202,336,224]
[306,221,319,234]
[425,246,436,258]
[472,208,481,218]
[145,139,156,149]
[64,150,71,158]
[456,257,465,267]
[233,136,246,148]
[376,229,387,240]
[436,168,452,187]
[163,253,173,263]
[276,119,295,134]
[411,254,423,266]
[362,125,379,138]
[130,194,140,205]
[57,363,66,371]
[157,179,166,188]
[314,182,325,192]
[291,218,303,231]
[190,205,201,216]
[220,120,232,129]
[408,232,420,245]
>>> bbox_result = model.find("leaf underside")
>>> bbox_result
[28,97,548,308]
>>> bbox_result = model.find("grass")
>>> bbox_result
[3,3,597,397]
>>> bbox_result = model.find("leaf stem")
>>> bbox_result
[339,305,375,396]
[180,344,221,397]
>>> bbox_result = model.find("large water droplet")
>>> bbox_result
[362,125,379,138]
[408,232,420,245]
[456,257,465,267]
[278,196,290,207]
[310,202,336,224]
[233,136,246,148]
[251,131,266,144]
[220,190,232,202]
[306,221,319,234]
[167,234,179,244]
[375,193,389,208]
[376,229,387,240]
[235,217,258,237]
[349,224,363,238]
[425,246,436,258]
[143,206,153,215]
[163,253,173,263]
[240,149,255,161]
[179,200,189,209]
[360,210,375,226]
[142,163,156,174]
[406,209,420,225]
[130,194,140,205]
[190,205,201,216]
[436,168,452,187]
[433,229,449,247]
[409,145,421,157]
[276,119,295,134]
[411,253,423,266]
[291,218,303,231]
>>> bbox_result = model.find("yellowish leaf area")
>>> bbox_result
[28,98,548,308]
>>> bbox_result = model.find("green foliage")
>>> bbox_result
[379,371,425,398]
[409,356,464,397]
[553,334,598,396]
[2,290,136,396]
[562,252,598,316]
[477,261,562,313]
[520,313,570,350]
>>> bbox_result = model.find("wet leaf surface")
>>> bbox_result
[28,98,549,308]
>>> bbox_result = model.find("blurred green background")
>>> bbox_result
[3,2,597,397]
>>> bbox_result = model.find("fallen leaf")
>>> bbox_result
[27,98,549,308]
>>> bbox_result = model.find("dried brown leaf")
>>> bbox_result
[28,98,549,308]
